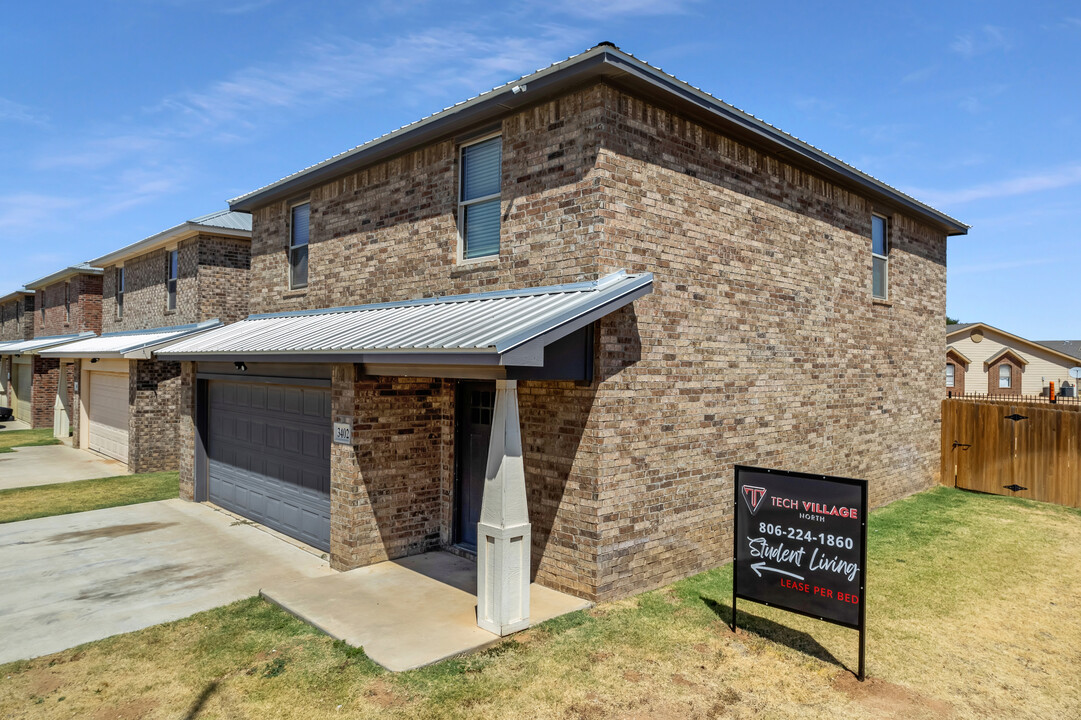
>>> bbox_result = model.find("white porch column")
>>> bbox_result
[476,379,531,636]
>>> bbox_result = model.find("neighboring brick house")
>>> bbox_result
[0,290,35,418]
[41,210,251,471]
[946,322,1081,397]
[7,265,104,431]
[158,44,968,635]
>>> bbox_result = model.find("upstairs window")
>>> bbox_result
[117,267,125,319]
[872,214,889,300]
[999,364,1011,389]
[167,249,178,310]
[289,202,310,289]
[64,282,71,322]
[459,135,501,260]
[946,363,955,388]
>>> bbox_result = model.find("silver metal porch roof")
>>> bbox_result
[0,333,96,355]
[157,271,652,367]
[39,320,223,360]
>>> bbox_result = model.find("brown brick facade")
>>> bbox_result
[946,350,967,396]
[180,81,950,602]
[35,274,101,338]
[0,295,34,343]
[126,359,182,472]
[987,354,1024,396]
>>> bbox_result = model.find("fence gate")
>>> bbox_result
[941,399,1081,508]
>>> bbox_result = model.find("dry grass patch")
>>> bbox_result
[0,472,179,524]
[1,487,1079,719]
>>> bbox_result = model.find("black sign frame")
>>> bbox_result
[732,465,868,680]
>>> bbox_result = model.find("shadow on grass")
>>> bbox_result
[701,596,854,674]
[183,680,219,719]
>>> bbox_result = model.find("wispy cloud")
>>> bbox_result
[951,25,1011,58]
[0,193,82,232]
[951,258,1055,276]
[542,0,700,20]
[907,164,1081,206]
[901,65,937,84]
[0,97,48,126]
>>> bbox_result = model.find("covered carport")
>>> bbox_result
[0,333,94,427]
[158,270,652,635]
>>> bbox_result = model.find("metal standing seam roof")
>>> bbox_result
[25,264,103,290]
[157,271,652,366]
[39,320,223,360]
[0,333,96,355]
[90,210,252,268]
[228,43,968,236]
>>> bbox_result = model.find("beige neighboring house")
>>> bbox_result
[946,322,1081,397]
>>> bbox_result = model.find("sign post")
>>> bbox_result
[732,465,868,680]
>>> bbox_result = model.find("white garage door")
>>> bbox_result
[88,371,129,463]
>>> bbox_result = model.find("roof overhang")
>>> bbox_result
[229,44,967,237]
[949,322,1081,365]
[39,320,223,360]
[984,347,1029,369]
[157,271,652,369]
[25,265,103,290]
[0,289,31,304]
[91,217,251,268]
[946,346,971,368]
[0,332,96,355]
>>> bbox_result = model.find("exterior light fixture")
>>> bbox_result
[234,361,247,372]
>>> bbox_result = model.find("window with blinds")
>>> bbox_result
[459,136,501,260]
[117,267,125,319]
[290,202,310,289]
[871,214,889,300]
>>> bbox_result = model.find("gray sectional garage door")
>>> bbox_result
[207,380,331,550]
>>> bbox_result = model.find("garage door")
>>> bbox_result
[12,363,31,423]
[88,371,130,463]
[207,381,331,550]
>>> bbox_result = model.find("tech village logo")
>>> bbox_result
[742,485,767,516]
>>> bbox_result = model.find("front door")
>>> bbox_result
[455,381,495,551]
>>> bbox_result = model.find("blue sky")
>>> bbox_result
[1,1,1078,339]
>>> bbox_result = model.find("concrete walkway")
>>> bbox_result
[0,444,129,489]
[0,419,31,432]
[0,499,334,663]
[262,551,592,671]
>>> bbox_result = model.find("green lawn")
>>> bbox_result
[0,471,179,524]
[2,487,1080,719]
[0,428,60,453]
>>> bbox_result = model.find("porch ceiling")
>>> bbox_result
[156,270,652,367]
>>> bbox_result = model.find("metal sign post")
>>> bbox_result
[732,466,869,681]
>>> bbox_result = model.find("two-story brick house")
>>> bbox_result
[0,289,35,420]
[2,264,104,432]
[42,210,251,471]
[159,44,968,635]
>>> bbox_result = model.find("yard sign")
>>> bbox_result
[732,465,868,680]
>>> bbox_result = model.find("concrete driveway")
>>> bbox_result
[0,499,333,663]
[0,444,129,490]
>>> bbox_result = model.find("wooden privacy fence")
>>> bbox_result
[941,398,1081,508]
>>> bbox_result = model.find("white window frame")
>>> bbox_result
[166,248,178,311]
[116,266,125,319]
[999,363,1011,389]
[289,200,310,290]
[871,213,889,300]
[946,363,955,388]
[457,132,502,264]
[64,282,71,322]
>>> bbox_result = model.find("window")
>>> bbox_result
[999,364,1011,389]
[946,363,955,388]
[289,202,310,289]
[459,135,502,260]
[116,267,125,319]
[64,282,71,322]
[871,214,888,299]
[166,249,178,310]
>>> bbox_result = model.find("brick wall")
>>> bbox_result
[35,274,101,337]
[330,366,454,570]
[178,362,196,500]
[987,356,1024,396]
[101,235,250,331]
[947,353,967,395]
[0,295,34,343]
[181,81,950,603]
[127,359,182,472]
[30,355,58,429]
[197,235,251,324]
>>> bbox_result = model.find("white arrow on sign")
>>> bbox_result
[750,562,805,581]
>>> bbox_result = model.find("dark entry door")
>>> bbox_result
[207,380,332,550]
[455,381,495,551]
